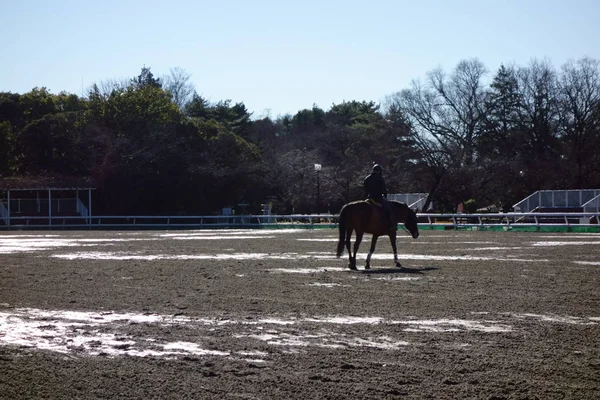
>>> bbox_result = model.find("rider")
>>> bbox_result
[364,164,395,232]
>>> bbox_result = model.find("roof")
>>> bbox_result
[0,175,95,190]
[1,187,95,191]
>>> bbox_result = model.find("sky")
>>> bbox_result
[1,0,599,118]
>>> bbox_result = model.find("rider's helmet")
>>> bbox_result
[372,164,383,174]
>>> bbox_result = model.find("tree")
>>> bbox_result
[513,59,562,191]
[185,93,210,118]
[130,66,162,89]
[163,67,195,111]
[389,59,488,208]
[557,57,600,187]
[0,121,13,174]
[13,112,85,175]
[477,64,528,209]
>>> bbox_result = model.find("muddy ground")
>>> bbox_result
[0,228,599,399]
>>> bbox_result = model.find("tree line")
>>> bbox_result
[1,58,600,215]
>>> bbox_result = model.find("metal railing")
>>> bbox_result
[417,211,599,228]
[388,193,432,211]
[7,198,82,214]
[583,194,600,213]
[77,198,89,222]
[0,201,7,225]
[1,211,598,230]
[513,189,600,212]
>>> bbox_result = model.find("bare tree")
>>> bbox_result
[163,67,195,111]
[557,57,600,186]
[388,59,488,207]
[515,59,561,155]
[511,59,562,191]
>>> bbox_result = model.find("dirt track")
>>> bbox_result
[1,228,599,399]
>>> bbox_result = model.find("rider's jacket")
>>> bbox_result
[363,173,388,200]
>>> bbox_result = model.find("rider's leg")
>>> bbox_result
[382,199,395,231]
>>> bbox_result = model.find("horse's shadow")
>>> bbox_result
[359,266,439,275]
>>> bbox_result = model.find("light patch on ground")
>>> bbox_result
[460,247,524,251]
[372,277,421,281]
[0,230,301,254]
[297,238,345,242]
[573,261,600,265]
[269,267,347,274]
[170,236,277,240]
[52,252,327,261]
[238,331,409,350]
[0,238,81,254]
[534,234,600,238]
[2,307,597,359]
[49,250,549,263]
[306,283,350,287]
[509,313,599,325]
[156,229,300,238]
[531,241,600,246]
[2,307,560,360]
[0,237,152,254]
[397,319,512,333]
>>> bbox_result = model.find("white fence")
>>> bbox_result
[1,211,598,230]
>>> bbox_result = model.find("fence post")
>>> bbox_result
[48,189,52,227]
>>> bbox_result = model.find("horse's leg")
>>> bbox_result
[345,228,354,270]
[365,235,379,270]
[350,231,364,270]
[388,232,402,268]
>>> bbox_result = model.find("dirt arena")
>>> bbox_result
[0,228,599,399]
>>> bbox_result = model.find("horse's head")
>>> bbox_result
[398,203,419,239]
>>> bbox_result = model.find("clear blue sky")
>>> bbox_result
[2,0,599,117]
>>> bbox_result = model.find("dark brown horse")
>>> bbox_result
[336,200,419,270]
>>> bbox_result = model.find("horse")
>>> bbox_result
[336,200,419,270]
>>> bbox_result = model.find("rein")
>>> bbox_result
[398,223,412,237]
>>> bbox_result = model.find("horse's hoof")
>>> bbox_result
[364,265,371,270]
[348,263,357,271]
[395,262,402,268]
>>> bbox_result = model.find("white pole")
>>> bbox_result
[7,190,10,226]
[88,189,92,226]
[48,189,52,227]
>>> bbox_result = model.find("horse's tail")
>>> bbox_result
[336,205,348,258]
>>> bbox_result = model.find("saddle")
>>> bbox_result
[366,198,396,232]
[365,198,382,207]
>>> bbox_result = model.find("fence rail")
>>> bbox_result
[1,212,599,230]
[513,189,600,212]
